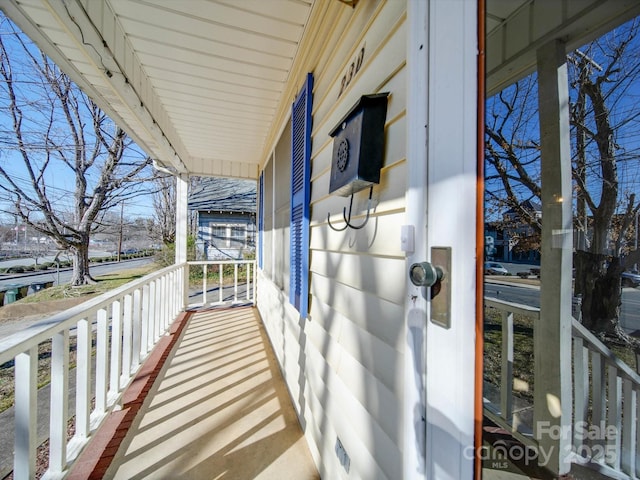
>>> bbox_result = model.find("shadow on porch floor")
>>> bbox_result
[71,306,319,480]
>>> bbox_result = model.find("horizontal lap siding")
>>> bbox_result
[258,1,407,479]
[306,2,407,472]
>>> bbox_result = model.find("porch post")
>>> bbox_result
[535,39,573,475]
[175,173,189,309]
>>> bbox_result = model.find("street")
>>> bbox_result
[484,279,640,334]
[0,257,154,289]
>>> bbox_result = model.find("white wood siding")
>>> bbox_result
[258,1,408,479]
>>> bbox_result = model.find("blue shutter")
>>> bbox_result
[290,73,313,317]
[258,171,264,269]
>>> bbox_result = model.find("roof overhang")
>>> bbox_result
[1,0,317,180]
[486,0,640,96]
[2,0,639,180]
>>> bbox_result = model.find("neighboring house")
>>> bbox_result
[188,178,256,260]
[503,200,542,263]
[486,200,542,264]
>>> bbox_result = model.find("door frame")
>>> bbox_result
[404,1,480,478]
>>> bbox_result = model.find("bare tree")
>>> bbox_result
[486,18,640,339]
[0,16,154,285]
[150,175,176,245]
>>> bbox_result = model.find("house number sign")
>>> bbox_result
[338,44,365,98]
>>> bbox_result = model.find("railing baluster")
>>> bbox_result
[75,318,91,441]
[500,310,514,425]
[132,289,142,371]
[599,365,622,470]
[170,270,174,322]
[203,264,207,305]
[622,379,636,475]
[246,263,250,301]
[49,330,69,475]
[161,275,167,331]
[168,270,174,320]
[219,264,223,303]
[234,263,238,302]
[173,268,178,316]
[14,346,37,480]
[592,352,605,440]
[183,260,256,306]
[253,259,257,304]
[179,265,185,312]
[149,280,158,343]
[122,294,133,378]
[572,337,588,454]
[95,308,109,416]
[607,366,622,469]
[142,284,151,354]
[110,299,123,395]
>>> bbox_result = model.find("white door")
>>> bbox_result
[404,1,480,479]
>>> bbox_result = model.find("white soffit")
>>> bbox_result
[486,0,640,96]
[1,0,314,179]
[3,0,640,175]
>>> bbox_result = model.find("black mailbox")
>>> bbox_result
[329,92,389,197]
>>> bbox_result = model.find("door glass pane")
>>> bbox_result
[482,17,640,477]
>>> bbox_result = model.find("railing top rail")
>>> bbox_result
[484,296,541,317]
[572,318,640,385]
[187,260,255,266]
[0,262,186,365]
[485,296,639,385]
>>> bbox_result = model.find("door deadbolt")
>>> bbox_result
[409,262,443,287]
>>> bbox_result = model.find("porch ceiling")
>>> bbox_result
[486,0,640,96]
[1,0,314,179]
[2,0,639,180]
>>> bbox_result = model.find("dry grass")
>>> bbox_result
[483,307,535,404]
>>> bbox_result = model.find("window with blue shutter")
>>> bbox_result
[290,73,313,317]
[258,171,264,269]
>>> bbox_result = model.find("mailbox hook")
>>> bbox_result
[327,185,373,231]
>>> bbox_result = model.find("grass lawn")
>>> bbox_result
[14,264,161,303]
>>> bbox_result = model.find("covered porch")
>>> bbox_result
[0,260,321,480]
[68,306,318,480]
[1,0,640,479]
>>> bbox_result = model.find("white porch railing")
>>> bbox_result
[187,260,256,307]
[484,296,640,478]
[483,296,539,443]
[572,320,640,478]
[0,259,257,480]
[0,263,186,480]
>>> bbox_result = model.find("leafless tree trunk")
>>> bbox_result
[151,175,177,245]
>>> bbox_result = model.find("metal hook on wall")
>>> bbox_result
[327,185,373,231]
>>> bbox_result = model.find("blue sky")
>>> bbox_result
[0,16,157,225]
[485,15,640,222]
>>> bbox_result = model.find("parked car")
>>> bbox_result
[622,270,640,287]
[484,262,509,275]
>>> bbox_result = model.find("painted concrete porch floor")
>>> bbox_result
[106,306,319,480]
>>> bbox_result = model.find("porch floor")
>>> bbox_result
[75,306,319,479]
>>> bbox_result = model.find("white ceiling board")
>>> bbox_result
[4,0,639,180]
[486,0,640,95]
